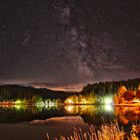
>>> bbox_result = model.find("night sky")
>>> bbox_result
[0,0,140,91]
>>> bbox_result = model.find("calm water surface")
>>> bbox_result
[0,104,139,127]
[0,104,140,139]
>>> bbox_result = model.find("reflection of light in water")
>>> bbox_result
[65,106,74,113]
[65,106,78,114]
[65,105,114,116]
[49,102,55,106]
[104,104,113,112]
[15,105,21,110]
[45,104,58,110]
[45,105,52,110]
[65,105,96,115]
[36,102,44,107]
[45,105,49,109]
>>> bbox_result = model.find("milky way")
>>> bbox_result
[0,0,140,87]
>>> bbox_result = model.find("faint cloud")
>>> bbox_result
[29,82,84,92]
[49,84,84,92]
[30,82,60,88]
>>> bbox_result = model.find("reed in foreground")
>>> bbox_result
[46,122,139,140]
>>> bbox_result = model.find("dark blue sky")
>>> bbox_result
[0,0,140,87]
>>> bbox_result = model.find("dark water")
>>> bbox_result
[1,104,140,139]
[0,104,139,126]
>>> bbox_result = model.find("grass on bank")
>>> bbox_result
[46,121,139,140]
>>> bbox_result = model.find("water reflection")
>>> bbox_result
[0,104,114,114]
[104,104,113,112]
[64,105,140,125]
[114,106,140,124]
[0,104,62,123]
[0,104,140,126]
[0,104,58,112]
[65,104,113,115]
[64,105,114,125]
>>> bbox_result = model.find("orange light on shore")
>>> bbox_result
[81,99,87,104]
[66,99,73,104]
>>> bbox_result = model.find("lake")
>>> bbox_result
[0,104,139,140]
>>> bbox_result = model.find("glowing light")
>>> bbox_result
[45,104,49,109]
[15,100,21,104]
[104,97,113,105]
[45,100,56,106]
[104,104,113,112]
[36,101,45,106]
[15,105,21,110]
[65,106,74,113]
[65,105,78,114]
[66,99,73,104]
[45,101,48,105]
[133,99,140,103]
[49,102,55,106]
[81,99,87,104]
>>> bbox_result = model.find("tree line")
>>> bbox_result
[81,78,140,96]
[0,85,76,102]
